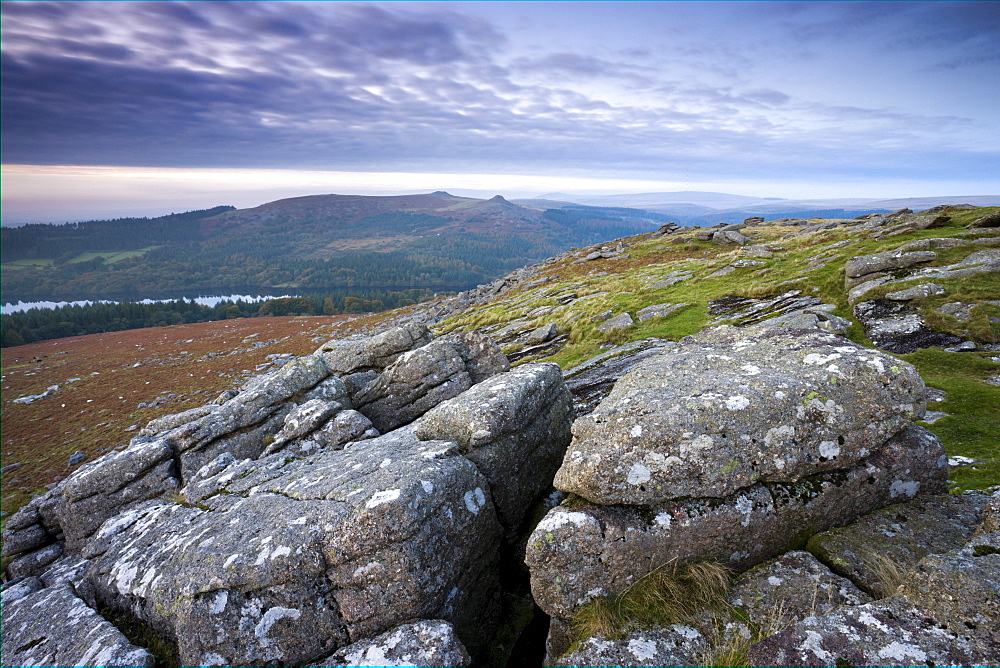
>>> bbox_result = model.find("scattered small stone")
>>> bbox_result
[936,302,976,322]
[944,341,977,352]
[921,410,948,424]
[948,455,986,467]
[984,374,1000,387]
[636,303,688,322]
[884,283,946,301]
[68,451,86,466]
[596,312,634,333]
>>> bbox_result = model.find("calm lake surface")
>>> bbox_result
[1,294,293,314]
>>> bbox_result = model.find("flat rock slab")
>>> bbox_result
[806,493,989,596]
[552,624,709,667]
[1,583,153,667]
[527,425,946,619]
[555,326,927,505]
[897,531,1000,660]
[845,250,937,279]
[596,312,634,333]
[314,619,471,667]
[728,550,871,626]
[853,299,962,354]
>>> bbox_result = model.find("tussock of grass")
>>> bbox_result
[862,552,910,599]
[700,602,788,668]
[572,560,731,642]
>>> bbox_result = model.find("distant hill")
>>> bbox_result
[0,193,666,302]
[535,191,1000,226]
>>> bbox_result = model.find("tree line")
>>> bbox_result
[1,289,439,347]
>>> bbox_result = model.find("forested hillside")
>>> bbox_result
[1,193,662,301]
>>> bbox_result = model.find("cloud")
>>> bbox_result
[0,1,996,192]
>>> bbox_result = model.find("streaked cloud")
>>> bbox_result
[0,0,996,213]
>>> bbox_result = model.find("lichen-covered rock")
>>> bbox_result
[1,521,52,559]
[315,323,432,374]
[713,229,749,245]
[728,550,871,626]
[439,329,510,383]
[315,619,471,667]
[162,354,329,455]
[976,494,1000,535]
[883,282,947,301]
[139,404,217,437]
[1,583,154,667]
[527,425,946,619]
[4,542,63,580]
[806,493,989,596]
[1,576,44,604]
[260,398,344,455]
[414,363,573,532]
[353,339,474,433]
[853,298,962,354]
[311,409,378,449]
[80,429,503,665]
[56,438,180,549]
[176,406,292,482]
[554,326,926,505]
[896,531,1000,659]
[553,624,710,667]
[596,312,634,333]
[844,249,937,279]
[563,339,678,417]
[748,595,980,666]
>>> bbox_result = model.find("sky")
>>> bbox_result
[2,1,998,223]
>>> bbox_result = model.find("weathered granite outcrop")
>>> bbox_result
[728,549,872,623]
[314,322,433,374]
[414,363,572,533]
[528,424,945,620]
[526,325,950,664]
[353,333,508,433]
[552,624,710,666]
[554,325,927,505]
[750,530,1000,666]
[1,583,154,667]
[1,327,571,666]
[312,619,471,667]
[806,492,989,596]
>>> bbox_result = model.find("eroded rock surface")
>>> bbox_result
[554,326,926,505]
[1,325,571,666]
[806,493,989,596]
[314,619,471,667]
[529,424,945,619]
[1,583,154,668]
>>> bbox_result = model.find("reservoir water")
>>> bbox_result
[1,294,292,314]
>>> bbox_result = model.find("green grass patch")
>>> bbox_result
[4,258,55,267]
[901,348,1000,491]
[939,205,1000,227]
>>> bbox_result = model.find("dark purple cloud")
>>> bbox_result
[0,1,996,187]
